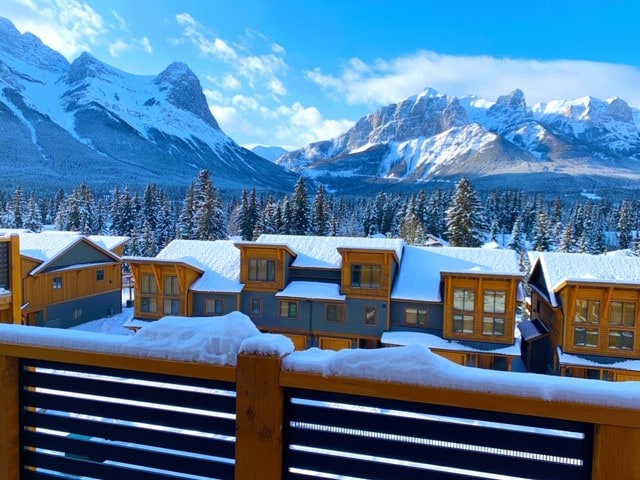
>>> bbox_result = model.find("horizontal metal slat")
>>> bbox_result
[23,429,233,479]
[22,389,236,437]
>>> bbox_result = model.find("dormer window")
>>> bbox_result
[351,264,381,288]
[249,259,275,282]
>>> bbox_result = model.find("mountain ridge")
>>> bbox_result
[0,17,296,194]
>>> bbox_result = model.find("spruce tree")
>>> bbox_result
[445,177,485,247]
[311,184,329,236]
[24,193,43,232]
[291,177,310,235]
[192,169,226,240]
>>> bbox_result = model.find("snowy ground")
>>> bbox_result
[70,287,134,335]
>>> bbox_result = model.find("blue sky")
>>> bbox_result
[2,0,640,149]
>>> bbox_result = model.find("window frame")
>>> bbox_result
[248,259,276,282]
[573,298,601,349]
[141,296,157,313]
[404,306,428,326]
[96,269,105,281]
[163,275,181,296]
[250,298,262,317]
[164,298,181,315]
[205,298,224,316]
[279,300,299,319]
[52,276,63,290]
[364,306,377,326]
[351,264,382,289]
[141,274,157,294]
[325,303,345,323]
[452,288,475,334]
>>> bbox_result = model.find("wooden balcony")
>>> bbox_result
[1,323,639,479]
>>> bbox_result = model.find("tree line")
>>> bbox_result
[1,171,639,257]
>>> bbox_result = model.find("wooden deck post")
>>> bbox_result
[0,355,20,480]
[592,423,640,479]
[235,353,284,480]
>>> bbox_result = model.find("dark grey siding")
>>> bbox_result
[42,241,116,273]
[343,298,389,337]
[44,291,122,328]
[289,268,341,284]
[241,292,312,333]
[389,300,444,336]
[191,292,239,316]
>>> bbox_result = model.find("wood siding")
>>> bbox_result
[22,263,121,318]
[340,250,396,300]
[128,263,201,320]
[559,284,640,359]
[237,245,289,292]
[442,274,520,344]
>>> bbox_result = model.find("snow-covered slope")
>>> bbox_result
[278,84,640,195]
[251,145,289,162]
[0,17,296,193]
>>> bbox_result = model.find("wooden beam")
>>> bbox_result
[9,235,22,324]
[0,355,20,480]
[235,354,283,479]
[593,424,640,479]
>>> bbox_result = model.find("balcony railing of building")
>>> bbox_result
[1,321,639,480]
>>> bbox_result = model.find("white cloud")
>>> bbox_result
[1,0,106,58]
[306,50,640,108]
[111,9,126,30]
[140,37,152,54]
[108,38,129,57]
[175,12,288,97]
[232,95,259,111]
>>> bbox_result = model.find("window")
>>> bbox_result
[141,297,157,313]
[610,302,636,327]
[141,274,157,294]
[164,276,180,296]
[205,298,224,315]
[483,317,505,336]
[96,269,104,281]
[53,276,63,289]
[609,301,636,351]
[279,301,298,319]
[574,299,600,348]
[483,291,506,336]
[452,288,475,334]
[575,299,600,323]
[351,265,381,288]
[364,307,377,326]
[326,304,345,323]
[249,259,276,281]
[164,298,180,315]
[250,298,262,316]
[405,307,428,326]
[574,327,598,348]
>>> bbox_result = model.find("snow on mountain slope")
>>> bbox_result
[0,16,296,193]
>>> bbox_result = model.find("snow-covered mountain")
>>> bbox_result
[278,86,640,195]
[250,145,289,162]
[0,17,296,193]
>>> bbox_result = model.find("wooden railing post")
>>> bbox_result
[235,353,284,480]
[0,354,20,480]
[592,424,640,479]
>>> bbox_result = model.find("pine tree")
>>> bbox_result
[192,169,226,240]
[534,208,552,252]
[507,216,525,252]
[445,177,485,247]
[617,200,634,250]
[290,177,310,235]
[10,186,26,229]
[178,182,197,239]
[23,193,43,232]
[311,184,329,236]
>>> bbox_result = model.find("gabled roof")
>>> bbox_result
[392,246,522,302]
[254,234,404,269]
[17,232,121,275]
[155,239,242,293]
[88,235,130,252]
[531,252,640,307]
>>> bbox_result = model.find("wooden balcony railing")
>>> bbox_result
[1,323,640,479]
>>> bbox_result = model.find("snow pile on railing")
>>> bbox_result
[282,345,640,409]
[0,312,268,366]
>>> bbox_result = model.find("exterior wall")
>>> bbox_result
[40,241,114,273]
[558,284,640,360]
[529,289,563,372]
[128,263,200,320]
[343,298,389,339]
[442,274,520,345]
[340,250,397,300]
[43,291,122,328]
[22,263,122,324]
[237,245,290,292]
[289,268,341,284]
[389,301,443,336]
[191,292,239,316]
[242,292,312,334]
[0,235,21,324]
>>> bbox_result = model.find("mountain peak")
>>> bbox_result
[0,16,68,75]
[153,62,219,130]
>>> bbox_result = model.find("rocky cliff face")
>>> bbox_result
[277,85,640,195]
[0,17,296,193]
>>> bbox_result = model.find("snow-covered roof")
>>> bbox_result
[88,235,130,252]
[275,281,346,301]
[0,228,33,236]
[381,331,520,356]
[254,234,404,269]
[533,252,640,307]
[156,239,243,293]
[392,246,522,302]
[558,347,640,373]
